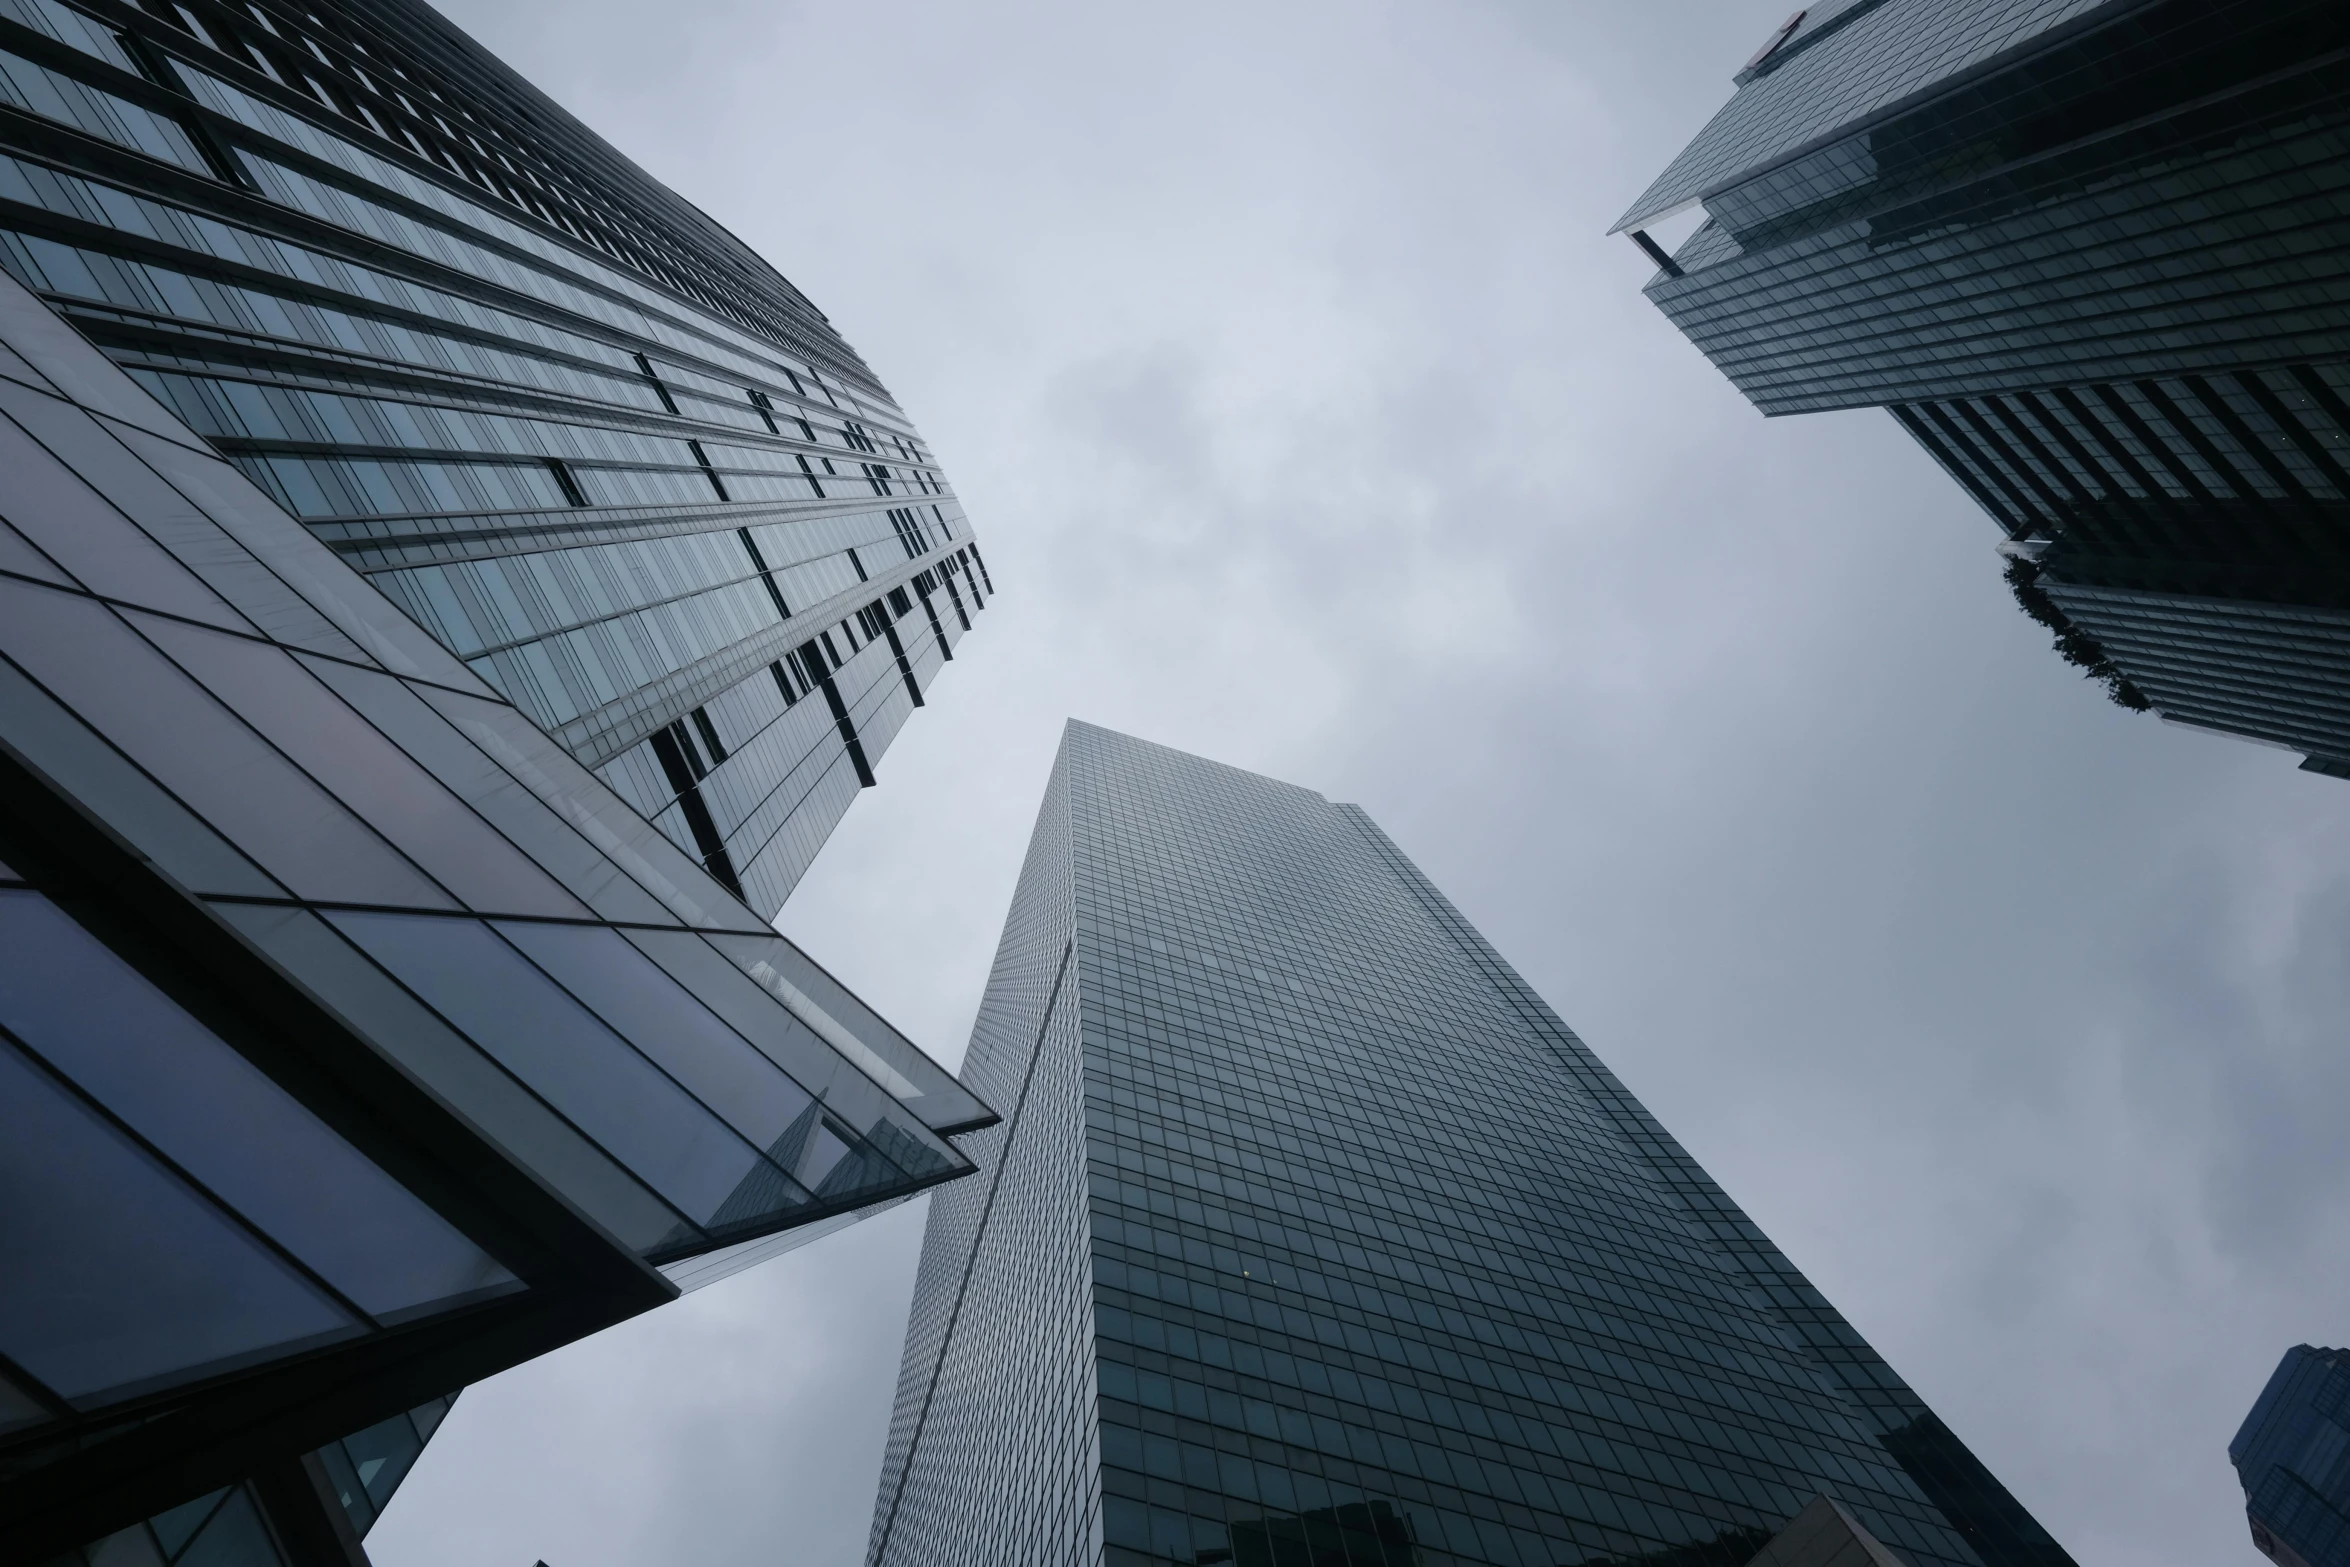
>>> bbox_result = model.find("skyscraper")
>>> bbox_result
[0,0,996,1559]
[868,721,2071,1567]
[1615,0,2350,776]
[0,255,994,1567]
[2233,1345,2350,1567]
[0,0,993,920]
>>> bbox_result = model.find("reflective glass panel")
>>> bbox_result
[130,611,586,919]
[0,1039,357,1405]
[0,889,516,1319]
[326,909,765,1231]
[0,575,456,909]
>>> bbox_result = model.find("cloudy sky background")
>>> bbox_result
[364,2,2350,1564]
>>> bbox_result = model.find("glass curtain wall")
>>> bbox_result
[868,722,2074,1567]
[0,0,994,917]
[1614,0,2350,775]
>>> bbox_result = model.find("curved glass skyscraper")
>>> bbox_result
[0,0,993,919]
[0,0,994,1561]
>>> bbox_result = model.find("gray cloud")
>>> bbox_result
[363,2,2350,1563]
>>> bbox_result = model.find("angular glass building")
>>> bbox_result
[0,252,994,1567]
[0,0,996,1559]
[2233,1345,2350,1567]
[0,0,993,920]
[1615,0,2350,776]
[868,722,2071,1567]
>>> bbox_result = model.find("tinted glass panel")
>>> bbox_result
[131,611,586,919]
[0,516,72,586]
[0,1039,356,1405]
[0,387,256,630]
[0,1364,49,1435]
[415,685,770,935]
[494,919,821,1168]
[206,901,685,1254]
[108,421,487,688]
[621,927,926,1152]
[327,909,763,1230]
[297,654,672,924]
[0,889,515,1319]
[0,575,455,909]
[173,1486,285,1567]
[0,652,282,898]
[707,929,993,1131]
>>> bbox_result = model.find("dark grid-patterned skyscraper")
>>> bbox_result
[2232,1345,2350,1567]
[1615,0,2350,777]
[0,0,992,919]
[868,722,2071,1567]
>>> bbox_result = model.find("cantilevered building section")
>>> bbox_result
[1616,0,2350,777]
[869,722,2071,1567]
[0,265,992,1565]
[0,0,993,917]
[0,0,998,1558]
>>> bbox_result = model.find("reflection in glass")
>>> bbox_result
[0,1040,356,1404]
[0,889,515,1319]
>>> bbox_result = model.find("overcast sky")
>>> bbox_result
[362,3,2350,1564]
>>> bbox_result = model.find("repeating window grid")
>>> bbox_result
[2244,368,2350,498]
[2036,388,2184,503]
[1889,404,2027,532]
[590,578,952,904]
[0,0,983,925]
[1619,0,2115,234]
[875,726,2054,1567]
[2044,585,2350,759]
[872,754,1096,1567]
[1992,394,2120,504]
[1925,401,2054,528]
[1066,738,1976,1566]
[1641,19,2350,418]
[1962,398,2086,510]
[2194,373,2340,502]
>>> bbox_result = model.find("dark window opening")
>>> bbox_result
[546,458,587,507]
[939,567,971,631]
[689,707,728,765]
[687,440,729,502]
[739,529,790,618]
[662,719,707,779]
[798,639,875,787]
[647,725,739,896]
[634,353,679,415]
[913,574,953,661]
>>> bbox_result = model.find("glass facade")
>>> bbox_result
[0,0,992,918]
[0,101,990,1567]
[869,722,2071,1567]
[1618,0,2350,774]
[55,1395,458,1567]
[2234,1346,2350,1567]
